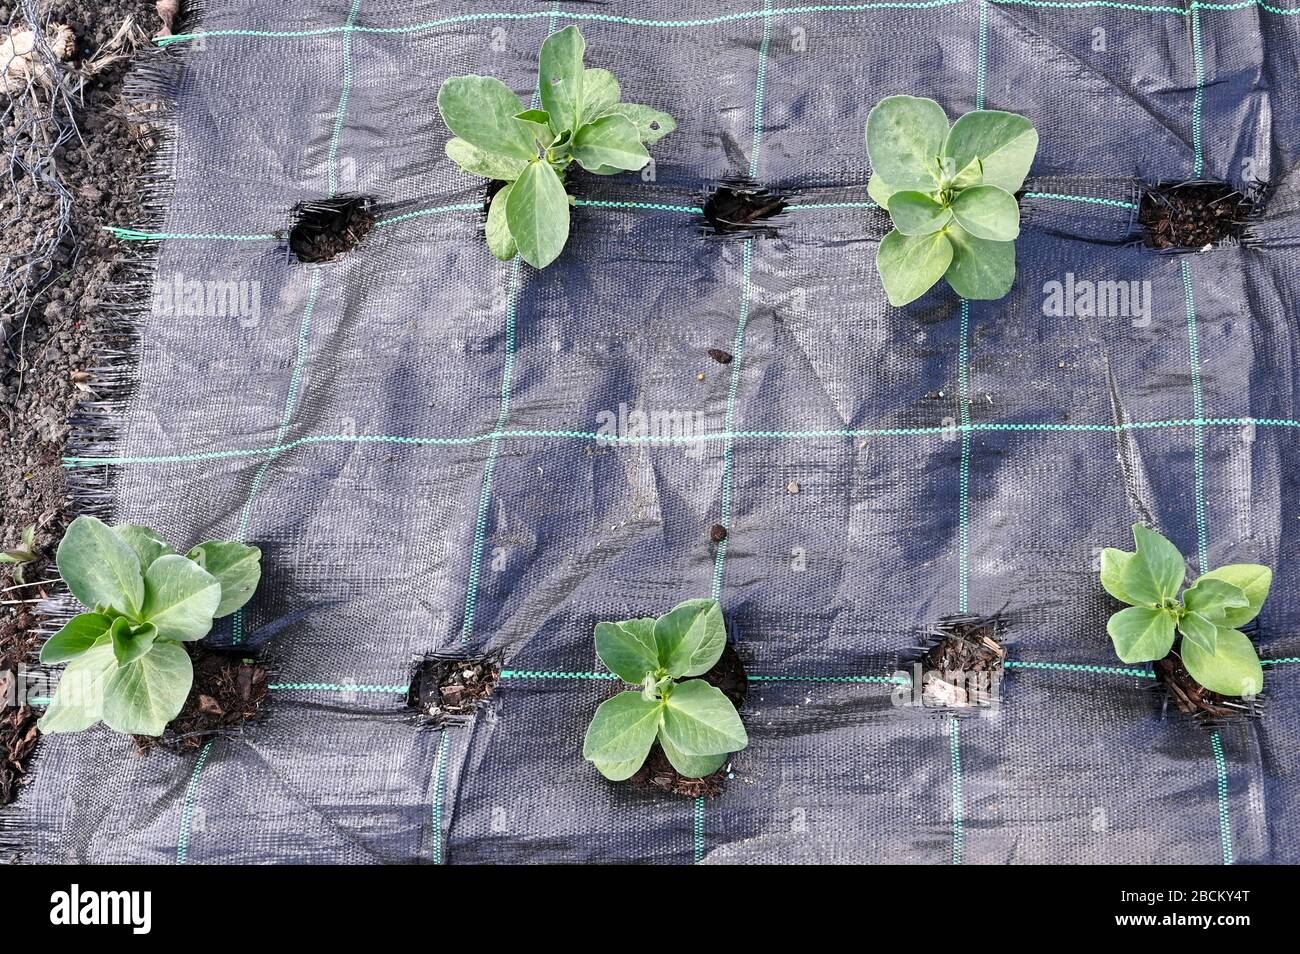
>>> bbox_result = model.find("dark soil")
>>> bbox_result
[1139,182,1254,249]
[133,643,268,753]
[288,194,377,263]
[1,0,164,798]
[408,655,500,719]
[709,523,727,543]
[629,641,748,800]
[918,616,1005,708]
[707,348,732,364]
[1154,652,1258,720]
[702,182,786,235]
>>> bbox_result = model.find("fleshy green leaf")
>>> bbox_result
[1198,564,1271,628]
[867,172,897,209]
[658,733,727,779]
[582,690,661,780]
[1122,524,1186,605]
[101,640,193,737]
[57,515,145,617]
[112,525,175,571]
[1177,611,1218,656]
[444,137,529,181]
[506,160,570,269]
[604,103,675,145]
[1181,627,1264,697]
[40,612,112,664]
[570,115,650,172]
[660,679,748,757]
[942,110,1038,193]
[950,185,1020,241]
[140,555,221,641]
[888,191,952,236]
[111,619,158,668]
[538,25,586,135]
[186,541,262,618]
[594,618,660,683]
[865,95,950,191]
[944,223,1014,300]
[1099,548,1137,605]
[579,68,620,125]
[952,157,983,189]
[1182,577,1248,623]
[653,598,726,678]
[1107,605,1176,663]
[437,76,537,162]
[514,108,554,145]
[486,182,517,260]
[877,228,953,307]
[37,635,117,734]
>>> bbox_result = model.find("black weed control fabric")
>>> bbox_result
[4,0,1300,864]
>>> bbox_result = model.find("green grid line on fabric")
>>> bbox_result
[1190,4,1206,178]
[750,673,910,684]
[62,416,1297,470]
[1262,657,1300,666]
[1181,260,1209,570]
[950,716,964,864]
[151,0,1300,47]
[268,682,409,692]
[693,796,706,864]
[499,669,620,680]
[431,732,450,864]
[1210,730,1234,864]
[749,0,775,179]
[976,0,989,109]
[1004,660,1156,678]
[711,241,756,601]
[176,739,214,865]
[105,227,278,241]
[1022,192,1137,210]
[958,300,972,614]
[327,0,364,195]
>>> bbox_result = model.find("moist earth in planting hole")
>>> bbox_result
[133,644,268,753]
[287,195,377,263]
[915,616,1005,709]
[408,656,500,718]
[0,670,38,805]
[630,642,748,799]
[1154,650,1260,720]
[702,183,787,235]
[1138,182,1255,249]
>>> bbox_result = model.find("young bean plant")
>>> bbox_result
[438,25,676,269]
[1101,524,1269,697]
[583,598,747,780]
[866,95,1039,306]
[39,516,262,737]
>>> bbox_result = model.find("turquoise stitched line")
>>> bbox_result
[460,258,521,645]
[786,201,879,210]
[1004,660,1156,678]
[499,670,619,680]
[751,674,910,683]
[1262,657,1300,666]
[1022,192,1138,210]
[373,203,482,227]
[155,2,972,46]
[749,0,775,179]
[1190,4,1205,178]
[573,199,703,213]
[950,717,964,864]
[958,301,971,614]
[328,0,364,195]
[976,0,989,109]
[988,0,1186,11]
[268,682,408,692]
[62,417,1300,469]
[1210,731,1234,865]
[176,740,213,865]
[26,696,51,705]
[693,796,706,864]
[712,241,755,601]
[1181,260,1208,570]
[431,732,449,864]
[105,227,277,241]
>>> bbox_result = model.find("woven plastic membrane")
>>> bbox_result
[4,0,1300,864]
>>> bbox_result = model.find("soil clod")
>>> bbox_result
[288,194,377,263]
[916,616,1005,709]
[709,523,728,543]
[702,183,787,235]
[1139,182,1255,249]
[408,655,500,719]
[629,641,747,799]
[1154,652,1258,720]
[134,643,268,753]
[707,348,733,364]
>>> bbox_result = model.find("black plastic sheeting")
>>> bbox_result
[4,0,1300,864]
